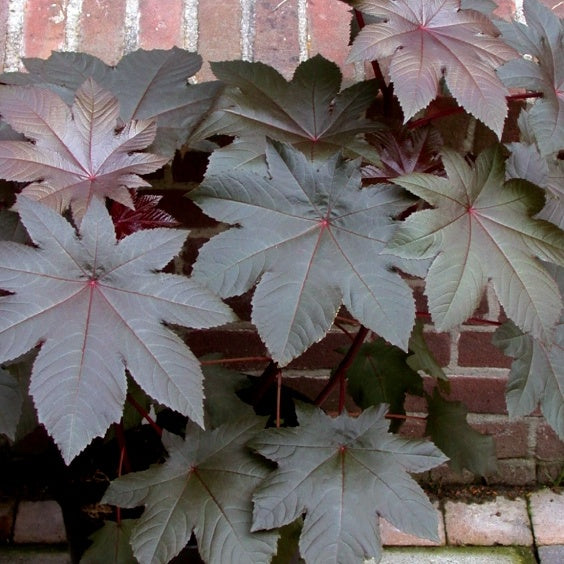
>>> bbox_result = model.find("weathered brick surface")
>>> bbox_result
[23,0,66,60]
[445,497,533,546]
[457,331,513,368]
[472,419,530,459]
[0,1,7,67]
[529,490,564,545]
[197,0,242,81]
[139,0,183,50]
[307,0,356,82]
[254,0,301,78]
[536,423,564,461]
[79,0,127,65]
[13,501,66,544]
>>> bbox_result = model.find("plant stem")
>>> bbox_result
[114,422,132,474]
[126,393,162,436]
[314,325,369,408]
[353,9,394,108]
[250,360,279,407]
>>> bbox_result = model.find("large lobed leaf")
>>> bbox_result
[388,145,564,343]
[102,417,279,564]
[0,79,169,220]
[0,48,222,157]
[497,0,564,156]
[0,197,235,462]
[347,0,517,137]
[191,140,416,366]
[250,403,447,564]
[200,55,382,172]
[493,265,564,439]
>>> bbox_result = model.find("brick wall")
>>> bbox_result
[1,0,563,484]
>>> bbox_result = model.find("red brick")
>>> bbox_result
[307,0,356,83]
[472,418,530,459]
[536,422,564,461]
[544,0,564,17]
[486,459,537,485]
[458,330,513,368]
[23,0,66,60]
[424,331,451,367]
[79,0,127,65]
[254,0,301,78]
[198,0,242,81]
[494,0,517,20]
[139,0,183,50]
[13,500,67,544]
[406,375,509,414]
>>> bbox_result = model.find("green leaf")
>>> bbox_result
[102,417,278,564]
[493,316,563,440]
[407,319,449,383]
[202,55,381,172]
[346,339,423,431]
[426,390,497,476]
[81,519,137,564]
[0,366,22,440]
[0,197,235,462]
[202,360,254,428]
[388,145,564,343]
[192,141,416,365]
[250,403,447,563]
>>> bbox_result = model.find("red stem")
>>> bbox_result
[314,326,370,407]
[114,422,132,474]
[126,393,162,436]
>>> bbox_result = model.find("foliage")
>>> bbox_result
[0,0,561,562]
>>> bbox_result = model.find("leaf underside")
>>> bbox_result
[250,403,447,564]
[192,140,416,365]
[0,197,235,462]
[102,417,279,564]
[347,0,517,137]
[388,145,563,343]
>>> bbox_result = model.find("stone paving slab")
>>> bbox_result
[13,501,67,544]
[367,546,536,563]
[538,545,564,564]
[529,489,564,545]
[0,547,71,563]
[444,497,533,546]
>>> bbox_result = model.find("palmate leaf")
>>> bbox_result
[191,140,416,366]
[493,265,564,439]
[250,403,447,564]
[102,417,279,564]
[497,0,564,156]
[81,519,137,564]
[0,48,222,157]
[200,55,381,172]
[494,319,563,440]
[0,197,235,462]
[387,145,564,343]
[346,339,423,431]
[506,141,564,229]
[426,390,497,476]
[0,79,169,220]
[347,0,517,137]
